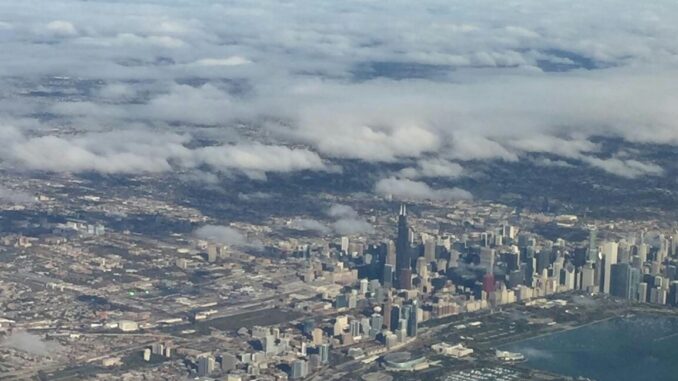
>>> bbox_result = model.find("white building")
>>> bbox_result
[431,343,474,358]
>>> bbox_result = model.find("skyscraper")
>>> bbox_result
[602,241,619,294]
[580,261,596,291]
[424,238,436,262]
[385,240,396,266]
[319,343,330,364]
[638,282,648,303]
[587,226,598,262]
[220,353,237,371]
[341,236,350,253]
[395,204,411,289]
[349,320,361,337]
[398,268,412,290]
[638,243,649,263]
[197,355,215,377]
[311,328,324,346]
[370,313,384,337]
[383,298,392,330]
[479,247,495,273]
[407,301,418,337]
[610,262,640,300]
[383,264,394,289]
[390,305,401,333]
[263,334,277,355]
[290,359,308,379]
[668,281,678,306]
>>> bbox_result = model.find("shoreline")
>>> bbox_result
[495,314,618,349]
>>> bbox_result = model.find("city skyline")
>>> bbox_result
[2,1,678,380]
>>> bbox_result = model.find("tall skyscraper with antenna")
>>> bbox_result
[395,204,411,289]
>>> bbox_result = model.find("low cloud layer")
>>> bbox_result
[0,0,675,194]
[0,125,326,178]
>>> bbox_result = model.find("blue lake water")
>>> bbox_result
[504,315,678,381]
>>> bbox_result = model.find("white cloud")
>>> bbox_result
[508,135,664,177]
[10,135,175,173]
[143,84,232,125]
[285,121,440,163]
[331,218,374,236]
[194,143,327,179]
[326,204,359,219]
[288,218,330,234]
[399,159,464,179]
[193,56,252,66]
[530,157,574,168]
[286,204,376,236]
[1,331,62,356]
[506,135,598,159]
[0,125,328,176]
[325,204,374,235]
[582,156,664,178]
[238,191,273,201]
[194,224,262,249]
[375,177,472,201]
[45,20,77,37]
[2,128,188,173]
[76,33,185,48]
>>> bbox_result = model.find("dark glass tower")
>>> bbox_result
[395,204,411,289]
[407,300,418,337]
[390,305,401,332]
[611,262,640,300]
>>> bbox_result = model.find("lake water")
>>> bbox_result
[504,315,678,381]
